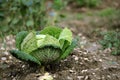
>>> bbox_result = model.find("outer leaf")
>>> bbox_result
[16,31,28,50]
[21,31,38,54]
[9,50,41,65]
[37,34,61,49]
[40,26,62,39]
[59,28,72,50]
[61,40,70,52]
[59,28,72,44]
[58,38,78,60]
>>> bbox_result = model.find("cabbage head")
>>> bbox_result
[10,26,77,65]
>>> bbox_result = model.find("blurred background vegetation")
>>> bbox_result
[0,0,120,55]
[0,0,46,35]
[0,0,102,35]
[0,0,69,35]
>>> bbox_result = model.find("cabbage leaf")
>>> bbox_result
[10,50,41,65]
[16,31,28,50]
[59,28,72,51]
[21,31,38,54]
[37,34,61,49]
[40,26,62,39]
[59,38,77,60]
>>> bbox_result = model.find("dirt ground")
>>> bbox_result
[0,0,120,80]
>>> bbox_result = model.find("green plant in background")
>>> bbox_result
[76,0,101,7]
[45,0,68,26]
[0,0,46,35]
[100,31,120,55]
[52,0,67,10]
[96,8,120,29]
[9,26,77,65]
[97,8,120,17]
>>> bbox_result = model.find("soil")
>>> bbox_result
[0,0,120,80]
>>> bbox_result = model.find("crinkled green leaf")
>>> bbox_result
[16,31,28,50]
[58,38,78,60]
[59,27,72,44]
[60,40,70,52]
[40,26,62,39]
[9,50,41,65]
[59,27,72,50]
[21,31,38,54]
[30,46,61,64]
[37,34,61,49]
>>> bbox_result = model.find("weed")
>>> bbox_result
[100,31,120,55]
[53,0,67,10]
[96,8,120,17]
[96,8,120,28]
[77,14,84,20]
[0,0,46,35]
[76,0,101,8]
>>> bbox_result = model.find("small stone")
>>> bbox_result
[99,59,102,62]
[4,51,9,55]
[9,56,12,59]
[12,39,15,43]
[107,75,111,78]
[64,59,67,61]
[81,69,88,73]
[1,57,7,61]
[95,68,99,71]
[80,62,83,65]
[12,78,16,80]
[103,48,111,53]
[38,72,53,80]
[67,76,72,80]
[6,36,10,40]
[74,56,79,61]
[0,47,5,50]
[7,41,13,45]
[11,47,16,50]
[74,48,80,51]
[72,55,79,61]
[78,33,82,36]
[85,76,89,80]
[69,70,74,73]
[18,61,22,62]
[5,47,9,51]
[103,67,107,69]
[82,36,86,40]
[83,52,87,55]
[78,50,82,53]
[102,76,105,79]
[77,76,84,79]
[80,45,84,49]
[84,58,89,61]
[53,74,56,78]
[22,65,25,68]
